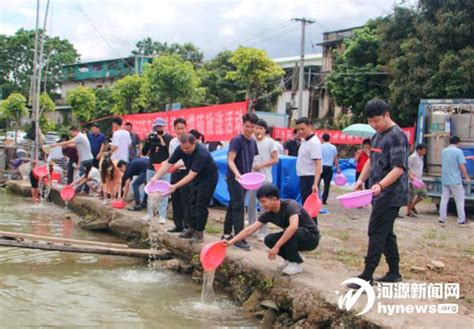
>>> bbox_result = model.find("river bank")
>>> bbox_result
[6,180,473,328]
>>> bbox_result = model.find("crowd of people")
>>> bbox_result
[25,98,471,278]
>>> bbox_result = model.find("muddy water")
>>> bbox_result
[0,190,260,328]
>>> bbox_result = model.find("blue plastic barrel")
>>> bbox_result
[461,148,474,177]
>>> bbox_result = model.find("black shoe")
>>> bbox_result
[396,214,404,219]
[221,234,233,241]
[375,273,402,283]
[128,204,144,211]
[346,276,373,289]
[234,240,252,251]
[190,231,204,243]
[412,207,418,215]
[167,227,183,233]
[179,229,194,239]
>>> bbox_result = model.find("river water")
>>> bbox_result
[0,190,260,328]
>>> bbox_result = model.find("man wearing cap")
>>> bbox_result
[142,118,173,222]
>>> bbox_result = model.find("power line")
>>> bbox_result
[75,0,134,69]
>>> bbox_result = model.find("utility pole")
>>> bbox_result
[31,0,41,161]
[292,17,314,119]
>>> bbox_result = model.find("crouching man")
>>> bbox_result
[223,184,320,275]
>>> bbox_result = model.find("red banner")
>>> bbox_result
[121,101,247,141]
[272,127,416,145]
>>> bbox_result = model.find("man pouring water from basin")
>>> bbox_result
[151,133,218,243]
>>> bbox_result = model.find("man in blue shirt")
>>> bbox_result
[118,157,149,211]
[319,133,340,204]
[88,123,106,168]
[439,136,470,225]
[223,112,259,250]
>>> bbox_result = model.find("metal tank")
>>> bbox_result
[425,108,450,175]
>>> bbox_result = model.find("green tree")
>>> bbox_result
[39,92,55,131]
[112,75,146,114]
[132,38,203,63]
[65,87,96,123]
[93,87,113,120]
[326,24,389,123]
[198,50,246,105]
[225,47,284,111]
[0,29,79,100]
[142,55,204,111]
[0,92,28,143]
[387,1,474,126]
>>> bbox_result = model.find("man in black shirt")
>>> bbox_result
[223,184,320,275]
[142,118,173,222]
[151,133,218,243]
[349,99,408,289]
[284,129,300,157]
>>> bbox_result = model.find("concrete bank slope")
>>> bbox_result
[6,180,472,328]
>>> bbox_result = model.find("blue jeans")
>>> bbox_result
[146,169,170,219]
[132,171,147,205]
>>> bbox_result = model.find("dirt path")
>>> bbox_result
[205,186,474,318]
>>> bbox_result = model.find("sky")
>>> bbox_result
[0,0,406,63]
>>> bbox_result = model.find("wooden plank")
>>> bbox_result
[0,239,172,259]
[0,231,129,249]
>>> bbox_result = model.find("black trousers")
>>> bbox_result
[299,175,315,205]
[67,159,74,185]
[264,228,320,263]
[171,170,191,229]
[364,203,400,276]
[189,176,218,232]
[224,177,246,235]
[355,172,370,189]
[318,166,333,203]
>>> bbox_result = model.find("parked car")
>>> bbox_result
[5,131,27,144]
[44,131,60,144]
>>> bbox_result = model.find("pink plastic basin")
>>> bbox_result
[144,180,171,195]
[111,200,126,209]
[337,190,373,209]
[237,173,266,191]
[33,165,48,179]
[60,185,75,201]
[334,173,347,186]
[303,193,322,217]
[200,242,227,271]
[411,178,426,189]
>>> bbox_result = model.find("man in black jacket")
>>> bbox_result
[142,118,173,222]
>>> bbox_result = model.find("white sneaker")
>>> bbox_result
[159,217,166,225]
[142,214,153,221]
[277,260,289,270]
[282,262,303,275]
[258,233,265,242]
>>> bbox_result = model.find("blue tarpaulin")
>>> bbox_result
[211,147,356,206]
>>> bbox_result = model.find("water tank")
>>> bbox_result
[461,144,474,178]
[451,112,474,142]
[426,110,450,175]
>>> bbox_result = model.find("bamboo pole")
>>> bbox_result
[0,231,129,249]
[0,239,172,259]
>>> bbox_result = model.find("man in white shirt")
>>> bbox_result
[110,117,132,162]
[50,126,93,193]
[406,144,428,217]
[295,117,322,206]
[248,119,279,241]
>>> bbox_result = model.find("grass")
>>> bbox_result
[422,228,448,240]
[205,224,221,234]
[333,247,363,268]
[338,231,350,241]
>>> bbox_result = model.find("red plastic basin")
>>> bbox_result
[303,193,322,217]
[200,242,227,271]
